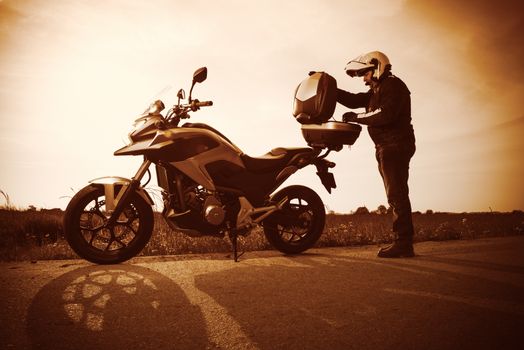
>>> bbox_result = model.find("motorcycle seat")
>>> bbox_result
[241,147,314,173]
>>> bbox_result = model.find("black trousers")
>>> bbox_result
[375,143,416,241]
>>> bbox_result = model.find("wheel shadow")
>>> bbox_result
[27,264,210,349]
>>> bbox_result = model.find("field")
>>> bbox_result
[0,208,523,261]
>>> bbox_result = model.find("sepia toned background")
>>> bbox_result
[1,0,523,213]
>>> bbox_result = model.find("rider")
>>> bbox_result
[337,51,416,258]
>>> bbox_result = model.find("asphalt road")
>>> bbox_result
[1,236,524,350]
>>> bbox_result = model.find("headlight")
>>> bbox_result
[133,118,148,130]
[121,118,146,146]
[121,131,133,146]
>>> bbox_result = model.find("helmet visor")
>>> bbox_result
[345,59,374,77]
[349,68,373,77]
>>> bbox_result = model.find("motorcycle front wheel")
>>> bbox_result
[263,185,325,254]
[63,184,154,264]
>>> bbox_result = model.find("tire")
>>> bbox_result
[63,184,154,264]
[263,185,325,254]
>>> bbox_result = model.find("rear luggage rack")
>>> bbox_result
[301,121,362,149]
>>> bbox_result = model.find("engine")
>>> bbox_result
[202,195,226,225]
[184,186,226,226]
[159,170,230,236]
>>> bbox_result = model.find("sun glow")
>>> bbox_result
[1,0,523,212]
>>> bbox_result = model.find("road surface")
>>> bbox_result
[1,236,524,349]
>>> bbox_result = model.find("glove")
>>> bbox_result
[342,111,359,123]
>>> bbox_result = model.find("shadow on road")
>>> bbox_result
[194,254,524,350]
[416,255,524,274]
[413,239,524,275]
[27,265,210,349]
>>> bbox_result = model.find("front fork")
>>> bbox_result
[105,160,152,227]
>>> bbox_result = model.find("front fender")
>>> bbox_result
[89,176,154,210]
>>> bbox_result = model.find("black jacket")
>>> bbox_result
[337,74,415,147]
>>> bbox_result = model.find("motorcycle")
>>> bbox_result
[63,67,361,264]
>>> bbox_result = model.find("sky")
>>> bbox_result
[1,0,523,213]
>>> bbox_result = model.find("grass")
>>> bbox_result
[0,208,66,261]
[1,208,523,261]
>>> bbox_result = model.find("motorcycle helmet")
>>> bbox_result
[345,51,391,80]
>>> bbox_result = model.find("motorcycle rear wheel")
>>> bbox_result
[263,185,325,254]
[63,184,154,264]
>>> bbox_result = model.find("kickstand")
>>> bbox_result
[230,232,245,262]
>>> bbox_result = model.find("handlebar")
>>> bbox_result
[165,99,213,125]
[194,100,213,107]
[188,100,213,112]
[175,100,213,111]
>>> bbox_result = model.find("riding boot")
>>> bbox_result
[377,239,415,258]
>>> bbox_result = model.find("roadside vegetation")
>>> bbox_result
[1,205,523,262]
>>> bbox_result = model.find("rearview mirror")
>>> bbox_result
[189,67,208,102]
[193,67,207,84]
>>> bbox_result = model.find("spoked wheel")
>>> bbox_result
[263,185,325,254]
[63,184,153,264]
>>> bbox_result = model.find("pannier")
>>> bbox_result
[293,72,337,125]
[293,72,361,149]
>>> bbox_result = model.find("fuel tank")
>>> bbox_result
[115,125,245,190]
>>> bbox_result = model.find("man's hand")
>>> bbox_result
[342,111,359,123]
